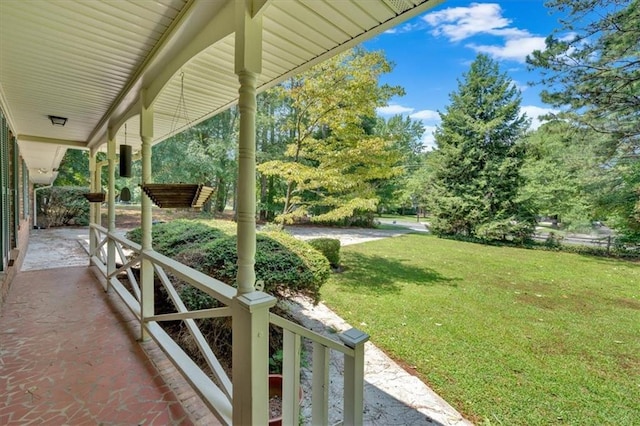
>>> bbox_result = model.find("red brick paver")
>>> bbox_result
[0,267,192,425]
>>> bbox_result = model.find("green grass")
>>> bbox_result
[321,234,640,425]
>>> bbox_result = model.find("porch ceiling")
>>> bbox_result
[0,0,442,184]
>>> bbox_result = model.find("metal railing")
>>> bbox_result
[89,223,368,425]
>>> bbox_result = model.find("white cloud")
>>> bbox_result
[423,3,546,62]
[511,80,528,93]
[467,36,546,63]
[423,3,509,42]
[410,109,440,121]
[521,105,559,130]
[377,104,415,115]
[384,21,426,35]
[421,125,438,151]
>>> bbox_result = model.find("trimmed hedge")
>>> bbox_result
[308,238,341,267]
[126,220,330,302]
[126,219,224,257]
[176,231,329,303]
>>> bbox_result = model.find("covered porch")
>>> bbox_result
[0,266,213,425]
[1,1,446,424]
[2,223,470,426]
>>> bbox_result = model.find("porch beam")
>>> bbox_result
[140,95,154,341]
[251,0,273,18]
[16,134,87,149]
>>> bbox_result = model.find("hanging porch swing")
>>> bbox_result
[140,71,214,209]
[83,192,106,203]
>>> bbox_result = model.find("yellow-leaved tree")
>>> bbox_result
[258,48,403,225]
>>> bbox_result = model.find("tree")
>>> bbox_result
[55,149,89,186]
[256,90,289,220]
[520,120,603,229]
[153,109,238,212]
[426,54,533,241]
[527,0,639,151]
[528,0,640,240]
[258,48,404,225]
[372,115,425,214]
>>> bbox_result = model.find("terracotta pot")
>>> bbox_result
[268,374,303,426]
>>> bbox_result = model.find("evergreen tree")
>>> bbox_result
[426,54,533,241]
[528,0,639,241]
[527,0,639,152]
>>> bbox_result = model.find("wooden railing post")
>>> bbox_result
[282,329,302,425]
[340,328,369,426]
[232,291,276,425]
[311,342,330,424]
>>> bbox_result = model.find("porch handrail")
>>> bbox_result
[270,313,369,426]
[89,223,234,424]
[89,223,369,425]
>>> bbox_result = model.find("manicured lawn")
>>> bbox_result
[321,234,640,425]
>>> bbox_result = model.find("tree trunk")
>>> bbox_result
[259,173,267,220]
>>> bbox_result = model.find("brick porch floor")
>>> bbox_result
[0,266,209,425]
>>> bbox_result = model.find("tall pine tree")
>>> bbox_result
[426,54,533,241]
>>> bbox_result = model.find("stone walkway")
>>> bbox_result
[7,225,472,425]
[288,297,470,426]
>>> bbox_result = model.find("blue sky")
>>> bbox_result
[363,1,563,149]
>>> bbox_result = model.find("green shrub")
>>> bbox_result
[544,231,563,248]
[39,186,90,227]
[475,218,534,244]
[127,220,330,302]
[176,231,330,303]
[126,219,224,257]
[126,220,330,376]
[308,238,341,267]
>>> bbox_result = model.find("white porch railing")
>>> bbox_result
[89,223,369,425]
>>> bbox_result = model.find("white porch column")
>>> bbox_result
[140,99,154,341]
[93,157,102,227]
[89,148,97,254]
[236,68,258,293]
[232,2,276,425]
[107,132,116,285]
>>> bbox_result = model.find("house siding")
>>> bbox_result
[0,107,32,310]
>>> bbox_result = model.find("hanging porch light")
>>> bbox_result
[119,123,132,178]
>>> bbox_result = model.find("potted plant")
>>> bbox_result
[268,350,303,425]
